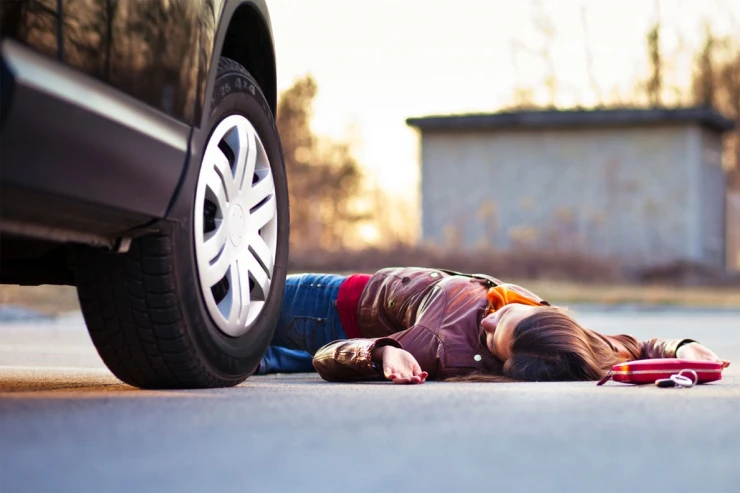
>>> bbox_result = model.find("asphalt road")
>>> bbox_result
[1,309,739,493]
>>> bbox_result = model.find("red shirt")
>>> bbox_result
[336,274,371,339]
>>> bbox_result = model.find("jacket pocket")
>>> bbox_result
[286,316,330,352]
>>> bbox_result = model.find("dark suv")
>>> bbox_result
[0,1,290,389]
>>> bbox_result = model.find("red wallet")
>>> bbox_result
[597,359,723,386]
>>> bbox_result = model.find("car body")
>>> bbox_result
[1,0,276,282]
[0,0,290,389]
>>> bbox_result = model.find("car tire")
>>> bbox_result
[72,58,289,389]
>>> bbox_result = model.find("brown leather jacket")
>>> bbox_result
[312,267,693,382]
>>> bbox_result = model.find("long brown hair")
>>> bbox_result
[452,309,625,382]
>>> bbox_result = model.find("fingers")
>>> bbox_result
[410,362,427,382]
[391,374,425,384]
[388,370,428,384]
[721,360,731,368]
[386,371,426,384]
[386,367,427,384]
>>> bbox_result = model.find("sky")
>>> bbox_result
[267,0,739,214]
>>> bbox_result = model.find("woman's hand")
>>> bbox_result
[372,346,428,384]
[676,342,731,368]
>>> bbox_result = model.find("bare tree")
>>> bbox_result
[503,2,557,110]
[690,25,740,187]
[580,5,603,106]
[532,0,558,107]
[276,75,366,249]
[693,23,716,107]
[646,22,662,106]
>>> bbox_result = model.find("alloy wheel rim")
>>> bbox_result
[193,115,278,337]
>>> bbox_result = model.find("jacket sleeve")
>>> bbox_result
[596,332,697,360]
[313,279,478,382]
[312,324,443,382]
[312,285,447,382]
[312,337,402,382]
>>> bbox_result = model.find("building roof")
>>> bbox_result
[406,107,735,133]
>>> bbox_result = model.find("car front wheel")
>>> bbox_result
[72,58,289,389]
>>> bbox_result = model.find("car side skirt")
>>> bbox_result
[1,40,191,238]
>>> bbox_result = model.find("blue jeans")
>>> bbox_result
[257,274,348,374]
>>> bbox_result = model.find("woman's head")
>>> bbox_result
[480,305,623,381]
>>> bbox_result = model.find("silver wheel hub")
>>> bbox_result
[193,115,278,337]
[228,205,246,247]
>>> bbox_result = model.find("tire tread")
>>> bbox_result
[72,234,229,389]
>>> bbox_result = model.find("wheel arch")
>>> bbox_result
[219,3,277,116]
[168,0,278,219]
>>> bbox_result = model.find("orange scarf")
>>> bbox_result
[485,285,543,316]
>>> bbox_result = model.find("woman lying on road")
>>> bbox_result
[257,268,730,384]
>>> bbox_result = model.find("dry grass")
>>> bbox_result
[2,245,740,316]
[507,279,740,308]
[288,246,740,308]
[2,279,740,317]
[289,244,621,283]
[0,285,80,316]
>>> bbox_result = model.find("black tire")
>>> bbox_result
[72,58,289,389]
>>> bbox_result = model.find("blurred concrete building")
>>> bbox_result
[407,108,736,272]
